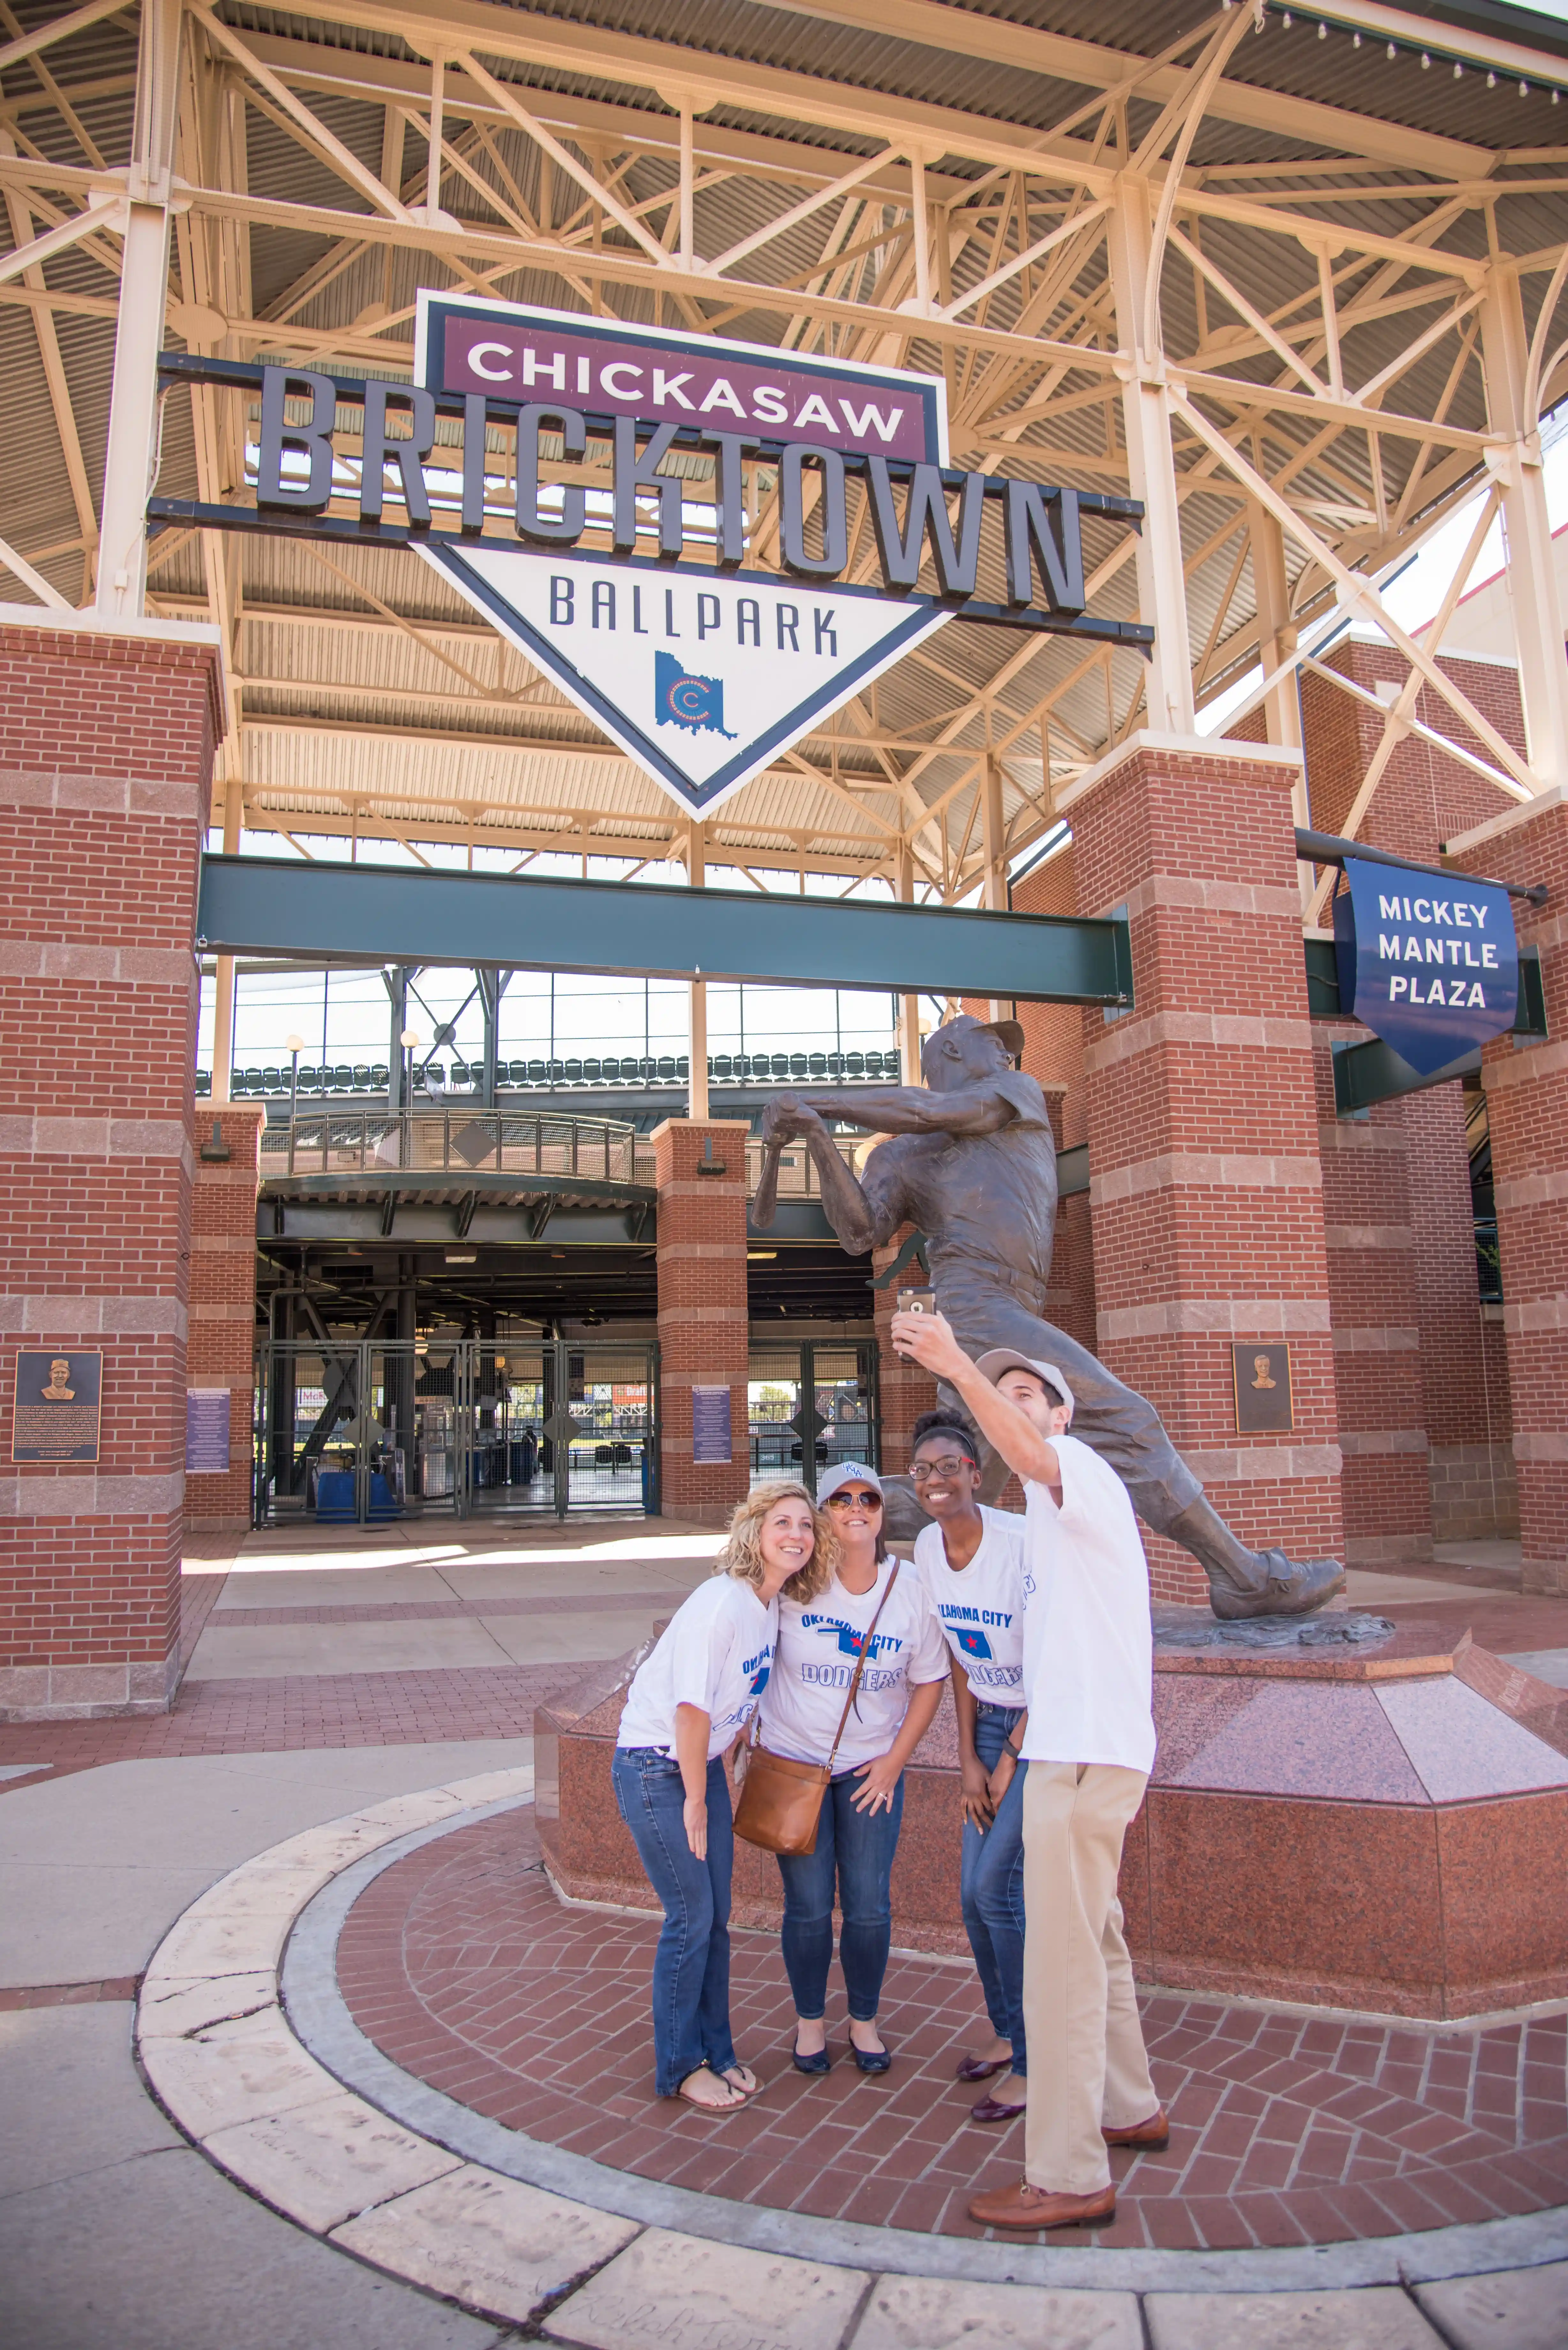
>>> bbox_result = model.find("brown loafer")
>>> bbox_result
[956,2053,1010,2083]
[1103,2107,1169,2149]
[970,2091,1027,2124]
[968,2179,1115,2230]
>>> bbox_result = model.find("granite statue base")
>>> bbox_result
[535,1610,1568,2020]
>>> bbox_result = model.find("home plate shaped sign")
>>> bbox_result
[422,542,952,815]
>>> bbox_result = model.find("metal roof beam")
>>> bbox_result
[197,851,1132,1003]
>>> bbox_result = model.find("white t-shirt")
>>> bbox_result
[913,1507,1028,1702]
[616,1575,778,1762]
[758,1560,950,1775]
[1020,1435,1155,1775]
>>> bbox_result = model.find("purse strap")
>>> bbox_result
[824,1561,901,1775]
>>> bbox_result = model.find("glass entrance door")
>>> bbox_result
[747,1343,878,1484]
[253,1337,659,1525]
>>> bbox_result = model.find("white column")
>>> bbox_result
[96,0,181,619]
[1107,174,1195,736]
[687,821,709,1120]
[1481,268,1568,794]
[1250,503,1314,908]
[209,781,241,1103]
[980,754,1009,1019]
[895,843,923,1081]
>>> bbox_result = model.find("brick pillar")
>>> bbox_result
[1402,1084,1517,1542]
[1314,1034,1432,1564]
[872,1222,938,1474]
[653,1118,750,1527]
[1450,789,1568,1592]
[185,1105,262,1533]
[1064,739,1343,1605]
[0,614,223,1718]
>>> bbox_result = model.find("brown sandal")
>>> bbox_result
[675,2067,748,2113]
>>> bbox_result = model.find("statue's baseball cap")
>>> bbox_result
[921,1012,1025,1069]
[816,1461,884,1505]
[973,1350,1075,1419]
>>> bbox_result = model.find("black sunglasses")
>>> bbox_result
[825,1489,883,1510]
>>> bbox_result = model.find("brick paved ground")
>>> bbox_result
[0,1663,583,1777]
[337,1807,1568,2253]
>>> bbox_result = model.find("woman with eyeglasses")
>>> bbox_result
[910,1410,1030,2125]
[755,1460,949,2075]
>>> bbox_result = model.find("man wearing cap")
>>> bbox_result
[890,1312,1165,2230]
[758,1013,1340,1620]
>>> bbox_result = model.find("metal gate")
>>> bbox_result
[253,1337,658,1525]
[746,1342,878,1483]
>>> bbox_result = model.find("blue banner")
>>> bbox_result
[1333,855,1517,1075]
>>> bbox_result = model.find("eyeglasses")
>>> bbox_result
[911,1456,974,1481]
[826,1489,883,1510]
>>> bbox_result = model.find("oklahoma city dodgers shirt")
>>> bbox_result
[758,1561,949,1774]
[913,1505,1027,1701]
[616,1575,778,1761]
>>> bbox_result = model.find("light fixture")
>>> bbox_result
[746,1248,778,1260]
[444,1250,476,1264]
[400,1027,420,1050]
[1387,40,1396,56]
[1488,69,1496,86]
[1317,20,1326,35]
[284,1032,305,1055]
[1420,50,1430,67]
[1453,61,1462,76]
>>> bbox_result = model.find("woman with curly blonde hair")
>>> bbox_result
[614,1480,834,2113]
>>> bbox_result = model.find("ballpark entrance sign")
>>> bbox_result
[150,293,1152,816]
[1333,854,1519,1075]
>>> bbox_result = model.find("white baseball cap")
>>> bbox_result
[816,1461,884,1504]
[973,1350,1075,1418]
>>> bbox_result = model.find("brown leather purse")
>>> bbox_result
[732,1565,901,1856]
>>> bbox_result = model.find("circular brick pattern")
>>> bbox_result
[335,1807,1568,2252]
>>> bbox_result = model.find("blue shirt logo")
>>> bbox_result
[747,1662,771,1695]
[954,1626,993,1661]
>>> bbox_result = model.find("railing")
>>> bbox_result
[200,1046,904,1100]
[258,1110,654,1187]
[744,1134,861,1201]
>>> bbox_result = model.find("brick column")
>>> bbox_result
[1450,789,1568,1592]
[0,613,223,1718]
[1314,1035,1432,1564]
[872,1223,937,1473]
[1063,737,1343,1605]
[185,1105,262,1533]
[653,1118,750,1526]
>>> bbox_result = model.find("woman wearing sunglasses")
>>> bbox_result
[910,1410,1030,2125]
[756,1460,949,2075]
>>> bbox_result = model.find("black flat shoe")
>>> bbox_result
[850,2039,892,2074]
[792,2040,832,2075]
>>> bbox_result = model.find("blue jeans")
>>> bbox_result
[612,1747,737,2096]
[776,1772,904,2021]
[962,1706,1028,2074]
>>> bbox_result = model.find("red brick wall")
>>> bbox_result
[1068,742,1343,1604]
[185,1106,263,1532]
[1449,791,1568,1592]
[0,620,222,1718]
[653,1119,750,1526]
[1313,1031,1431,1563]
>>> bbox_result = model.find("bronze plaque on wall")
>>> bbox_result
[11,1349,103,1461]
[1232,1342,1293,1434]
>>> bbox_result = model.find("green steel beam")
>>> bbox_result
[197,855,1133,1006]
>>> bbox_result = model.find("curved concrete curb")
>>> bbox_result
[135,1771,1568,2340]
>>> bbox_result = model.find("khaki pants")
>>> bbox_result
[1021,1760,1156,2194]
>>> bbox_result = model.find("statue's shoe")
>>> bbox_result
[1208,1553,1346,1620]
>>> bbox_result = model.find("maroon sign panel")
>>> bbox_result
[421,295,945,465]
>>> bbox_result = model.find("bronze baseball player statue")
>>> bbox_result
[756,1012,1343,1620]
